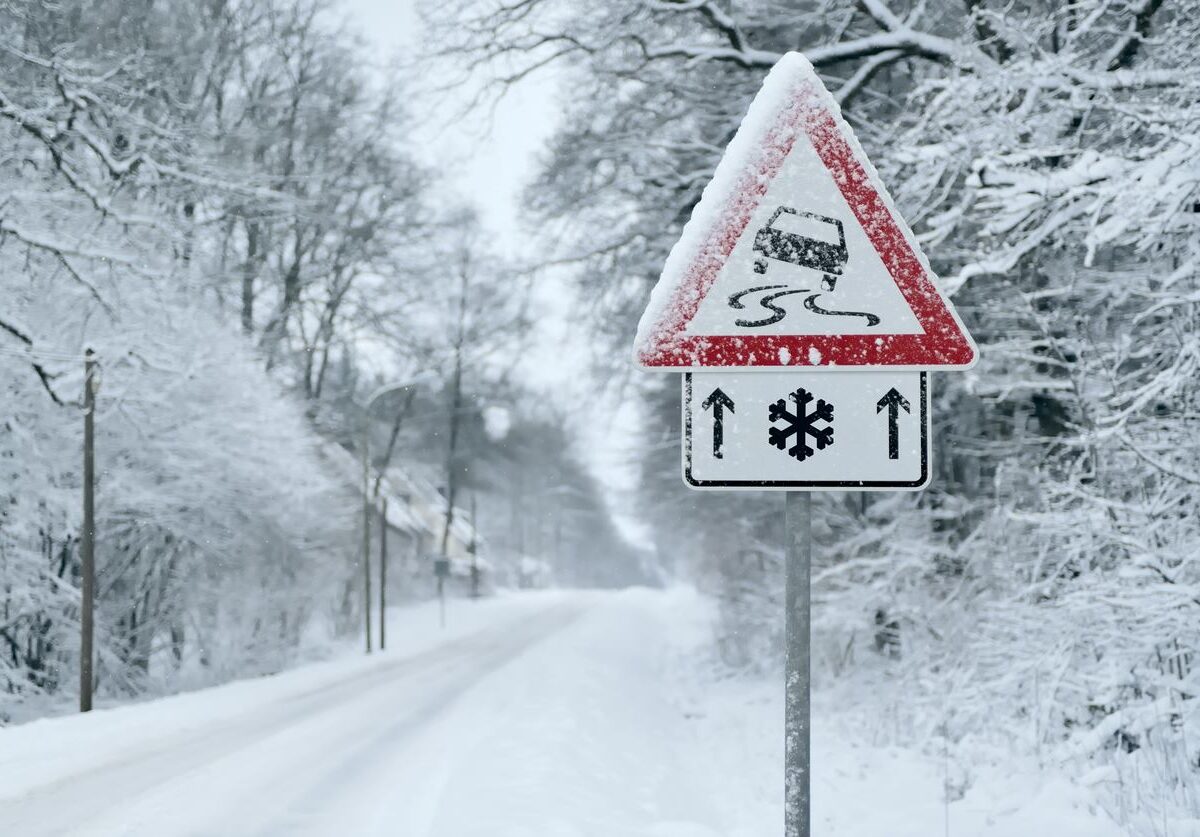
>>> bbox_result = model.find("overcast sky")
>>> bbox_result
[341,0,556,248]
[341,0,651,546]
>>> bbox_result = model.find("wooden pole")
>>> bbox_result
[379,498,388,651]
[784,491,811,837]
[80,349,96,713]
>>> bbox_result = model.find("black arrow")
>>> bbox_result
[876,387,911,460]
[701,388,735,459]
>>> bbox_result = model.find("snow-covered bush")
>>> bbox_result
[0,0,409,720]
[0,279,358,716]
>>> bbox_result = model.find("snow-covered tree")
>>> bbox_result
[432,0,1200,823]
[0,0,420,718]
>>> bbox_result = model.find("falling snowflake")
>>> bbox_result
[768,387,834,461]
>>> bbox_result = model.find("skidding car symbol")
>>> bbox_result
[731,205,879,327]
[752,207,847,292]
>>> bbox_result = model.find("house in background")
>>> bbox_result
[377,464,492,600]
[319,443,491,603]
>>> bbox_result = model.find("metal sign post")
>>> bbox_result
[80,348,96,713]
[434,558,450,628]
[379,498,388,651]
[360,432,373,654]
[784,491,811,836]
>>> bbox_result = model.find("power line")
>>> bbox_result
[0,344,96,362]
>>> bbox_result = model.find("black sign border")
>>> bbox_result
[683,372,930,490]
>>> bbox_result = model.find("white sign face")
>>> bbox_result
[683,371,930,490]
[683,161,923,339]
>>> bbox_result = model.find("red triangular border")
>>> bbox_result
[635,59,976,370]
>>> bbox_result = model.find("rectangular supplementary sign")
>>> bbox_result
[683,370,930,490]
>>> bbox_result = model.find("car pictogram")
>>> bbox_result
[752,207,847,292]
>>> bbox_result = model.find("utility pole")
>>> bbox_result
[436,255,470,629]
[80,349,96,713]
[361,425,372,654]
[469,492,480,599]
[379,498,388,651]
[360,374,431,647]
[784,491,812,837]
[553,502,563,586]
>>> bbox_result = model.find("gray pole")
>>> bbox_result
[361,422,372,654]
[359,375,429,648]
[379,498,387,651]
[80,349,96,713]
[784,491,811,837]
[469,492,479,599]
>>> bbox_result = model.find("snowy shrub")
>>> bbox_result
[0,0,398,720]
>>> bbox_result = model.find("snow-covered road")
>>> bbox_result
[1,590,736,837]
[0,588,1124,837]
[1,596,592,836]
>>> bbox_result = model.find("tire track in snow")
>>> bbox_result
[0,603,584,837]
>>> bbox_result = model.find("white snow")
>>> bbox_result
[0,588,1123,836]
[633,53,811,362]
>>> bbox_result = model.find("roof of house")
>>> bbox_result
[316,440,482,551]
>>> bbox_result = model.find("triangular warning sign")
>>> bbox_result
[634,53,977,370]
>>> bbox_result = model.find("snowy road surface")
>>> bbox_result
[1,589,1122,837]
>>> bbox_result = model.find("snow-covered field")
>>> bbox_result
[0,588,1123,836]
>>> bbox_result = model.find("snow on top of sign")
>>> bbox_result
[633,53,808,361]
[631,51,977,370]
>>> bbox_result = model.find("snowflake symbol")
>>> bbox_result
[768,387,834,461]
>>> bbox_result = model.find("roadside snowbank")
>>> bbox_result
[377,586,1125,836]
[0,587,1126,836]
[0,590,575,803]
[662,586,1125,836]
